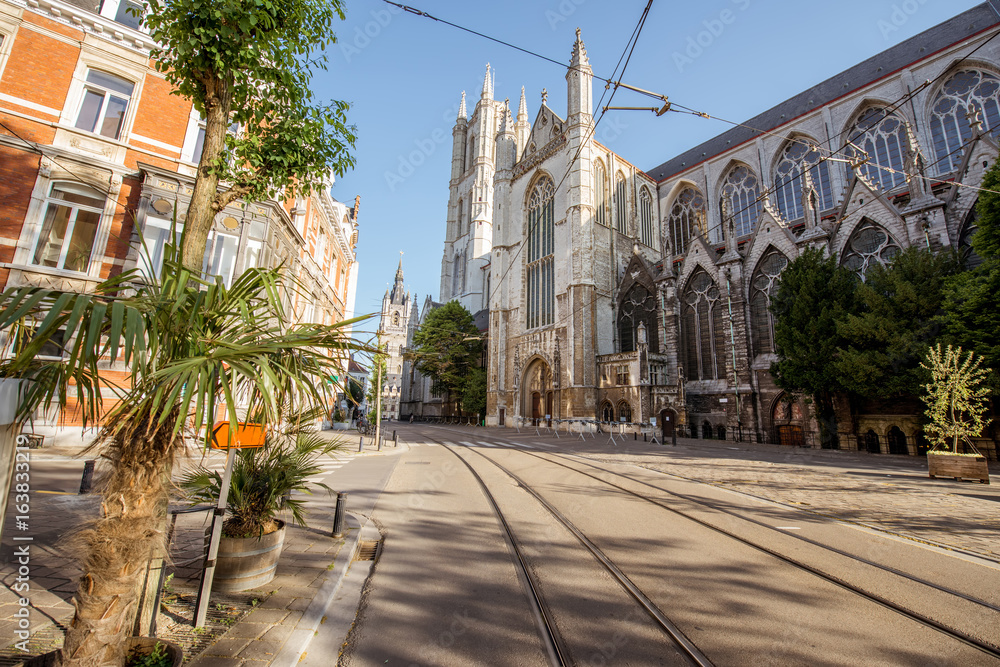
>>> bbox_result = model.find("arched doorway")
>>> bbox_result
[717,425,726,441]
[772,394,804,447]
[887,426,908,455]
[522,358,553,427]
[702,420,713,439]
[660,409,676,440]
[864,429,880,454]
[531,392,542,426]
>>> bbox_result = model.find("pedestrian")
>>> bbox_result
[409,414,414,424]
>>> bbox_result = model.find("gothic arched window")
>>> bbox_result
[774,140,834,222]
[681,270,727,381]
[840,220,901,278]
[720,165,761,238]
[615,172,628,235]
[456,199,463,235]
[617,401,632,423]
[749,250,789,356]
[846,108,909,191]
[638,187,655,247]
[930,69,1000,174]
[452,249,465,295]
[527,176,555,329]
[668,187,705,254]
[617,283,658,354]
[594,160,608,226]
[392,312,400,327]
[601,401,614,423]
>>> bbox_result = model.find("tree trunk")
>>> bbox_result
[56,417,178,667]
[181,76,233,273]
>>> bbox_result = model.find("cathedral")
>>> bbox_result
[432,3,1000,457]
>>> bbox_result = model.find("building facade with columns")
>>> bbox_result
[441,3,1000,457]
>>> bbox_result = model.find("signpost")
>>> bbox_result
[194,422,265,627]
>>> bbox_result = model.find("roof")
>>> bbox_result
[648,2,1000,182]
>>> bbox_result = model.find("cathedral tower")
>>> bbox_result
[379,256,411,420]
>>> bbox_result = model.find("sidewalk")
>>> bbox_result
[0,428,404,666]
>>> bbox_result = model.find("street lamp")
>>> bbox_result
[374,327,384,447]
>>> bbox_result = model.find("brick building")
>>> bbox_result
[0,0,360,432]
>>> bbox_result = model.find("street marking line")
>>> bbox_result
[775,526,801,530]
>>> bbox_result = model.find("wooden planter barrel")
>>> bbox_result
[927,452,990,484]
[208,520,286,592]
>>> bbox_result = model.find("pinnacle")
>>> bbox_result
[481,63,493,99]
[517,86,528,120]
[458,91,467,121]
[570,27,590,68]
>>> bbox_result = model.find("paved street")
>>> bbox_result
[3,423,999,665]
[332,423,1000,666]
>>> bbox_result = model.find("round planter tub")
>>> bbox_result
[210,520,286,592]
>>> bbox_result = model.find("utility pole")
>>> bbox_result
[374,329,384,448]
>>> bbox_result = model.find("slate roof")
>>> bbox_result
[648,1,1000,182]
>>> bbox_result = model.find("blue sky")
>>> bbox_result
[320,0,984,330]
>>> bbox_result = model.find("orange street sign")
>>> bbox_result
[211,421,266,449]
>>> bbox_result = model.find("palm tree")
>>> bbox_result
[0,252,369,667]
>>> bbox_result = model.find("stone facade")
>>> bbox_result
[438,4,1000,457]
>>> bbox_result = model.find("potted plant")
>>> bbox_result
[180,408,342,591]
[921,344,992,484]
[331,406,351,430]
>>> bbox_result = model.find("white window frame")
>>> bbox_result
[73,70,135,141]
[61,58,144,145]
[28,181,108,274]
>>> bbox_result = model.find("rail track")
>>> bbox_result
[421,427,1000,664]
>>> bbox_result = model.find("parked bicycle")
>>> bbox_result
[356,417,375,437]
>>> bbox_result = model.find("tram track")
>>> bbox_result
[438,439,714,666]
[474,440,1000,660]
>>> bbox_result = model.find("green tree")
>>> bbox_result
[770,247,857,447]
[410,301,483,415]
[140,0,357,271]
[835,247,958,398]
[942,156,1000,389]
[347,376,365,408]
[0,256,367,666]
[462,366,487,419]
[921,344,991,452]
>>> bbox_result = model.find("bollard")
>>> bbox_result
[634,431,637,441]
[394,434,398,447]
[359,437,364,453]
[331,492,347,538]
[377,435,382,452]
[672,431,678,447]
[79,460,96,494]
[392,430,396,441]
[644,433,647,442]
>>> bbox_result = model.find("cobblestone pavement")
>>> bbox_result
[588,438,1000,559]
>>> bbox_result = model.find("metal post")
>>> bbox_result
[359,437,364,452]
[394,434,399,447]
[79,460,96,494]
[331,492,347,538]
[377,434,382,451]
[194,445,236,628]
[672,430,677,446]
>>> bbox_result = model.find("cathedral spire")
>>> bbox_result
[389,254,406,305]
[458,90,467,121]
[481,63,493,100]
[570,27,590,70]
[517,86,528,122]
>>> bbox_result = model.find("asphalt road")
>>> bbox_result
[332,424,1000,666]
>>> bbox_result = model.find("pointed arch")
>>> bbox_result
[614,171,628,235]
[719,162,761,237]
[526,173,555,329]
[772,137,834,222]
[617,282,658,354]
[844,106,910,191]
[748,248,790,356]
[929,67,1000,174]
[594,159,609,226]
[680,269,727,381]
[617,401,632,423]
[666,184,706,255]
[839,218,901,278]
[638,186,656,247]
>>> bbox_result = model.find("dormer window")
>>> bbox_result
[75,70,134,140]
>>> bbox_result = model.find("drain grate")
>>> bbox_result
[355,539,382,562]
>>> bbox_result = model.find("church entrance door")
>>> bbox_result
[531,392,542,426]
[660,409,675,440]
